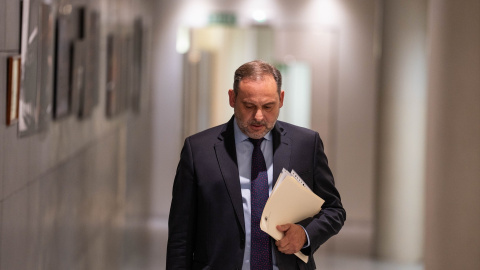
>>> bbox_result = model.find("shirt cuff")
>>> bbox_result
[300,225,310,248]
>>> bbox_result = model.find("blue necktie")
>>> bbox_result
[249,138,272,270]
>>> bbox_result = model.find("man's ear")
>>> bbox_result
[228,89,236,108]
[279,90,285,108]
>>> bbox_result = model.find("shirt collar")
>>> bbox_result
[233,117,272,144]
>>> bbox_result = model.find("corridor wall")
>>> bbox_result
[0,0,155,268]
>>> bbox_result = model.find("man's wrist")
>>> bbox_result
[300,225,311,248]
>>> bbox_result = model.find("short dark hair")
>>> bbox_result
[233,60,282,96]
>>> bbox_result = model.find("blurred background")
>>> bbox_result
[0,0,479,269]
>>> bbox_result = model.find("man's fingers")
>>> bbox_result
[275,223,294,253]
[275,224,290,248]
[276,242,294,254]
[276,224,291,232]
[275,224,306,254]
[275,237,287,248]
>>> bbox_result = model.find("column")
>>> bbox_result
[424,0,480,269]
[375,0,427,262]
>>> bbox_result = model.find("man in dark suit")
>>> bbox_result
[167,60,345,270]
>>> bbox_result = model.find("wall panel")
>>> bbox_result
[0,0,5,50]
[5,0,21,51]
[0,52,6,201]
[0,188,29,270]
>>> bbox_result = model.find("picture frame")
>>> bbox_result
[6,56,21,126]
[131,18,143,113]
[53,4,73,119]
[71,40,86,117]
[18,0,55,135]
[106,34,118,117]
[116,33,129,114]
[18,0,40,136]
[82,10,101,117]
[125,34,134,112]
[37,2,55,130]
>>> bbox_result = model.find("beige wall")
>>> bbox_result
[425,0,480,269]
[328,0,379,255]
[0,0,155,268]
[376,0,427,262]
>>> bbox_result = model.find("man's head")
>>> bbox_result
[229,60,285,139]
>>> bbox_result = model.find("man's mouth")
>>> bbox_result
[250,123,264,130]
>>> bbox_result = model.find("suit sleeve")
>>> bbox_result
[166,138,197,269]
[299,132,346,256]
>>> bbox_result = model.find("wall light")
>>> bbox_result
[176,26,190,54]
[252,10,267,23]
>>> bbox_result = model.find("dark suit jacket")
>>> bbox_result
[167,116,346,270]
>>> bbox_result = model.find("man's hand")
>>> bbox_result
[275,223,307,254]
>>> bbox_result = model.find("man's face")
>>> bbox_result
[229,75,284,139]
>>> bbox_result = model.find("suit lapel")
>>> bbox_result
[214,118,245,233]
[273,121,292,186]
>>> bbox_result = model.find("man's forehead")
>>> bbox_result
[240,74,274,84]
[238,76,277,92]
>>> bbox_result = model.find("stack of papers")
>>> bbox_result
[260,169,325,263]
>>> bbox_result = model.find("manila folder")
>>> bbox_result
[260,175,324,263]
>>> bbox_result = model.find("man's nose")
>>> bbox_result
[254,109,264,121]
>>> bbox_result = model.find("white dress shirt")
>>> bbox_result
[233,119,279,270]
[234,118,313,269]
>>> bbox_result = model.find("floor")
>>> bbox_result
[122,219,424,270]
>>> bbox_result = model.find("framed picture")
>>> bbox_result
[71,40,86,117]
[125,34,134,112]
[82,10,101,117]
[6,56,21,126]
[37,2,55,130]
[18,0,55,135]
[18,0,40,136]
[77,6,86,39]
[131,18,143,113]
[53,4,73,119]
[106,34,118,117]
[117,33,129,114]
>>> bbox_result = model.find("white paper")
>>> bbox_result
[261,170,325,263]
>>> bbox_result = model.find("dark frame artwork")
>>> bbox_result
[82,9,100,117]
[19,0,39,135]
[70,39,86,116]
[106,32,133,117]
[131,18,143,113]
[54,5,93,119]
[117,33,130,114]
[105,18,145,118]
[106,34,118,117]
[6,56,21,126]
[19,0,55,136]
[125,34,134,112]
[37,2,55,130]
[70,6,86,117]
[53,4,73,119]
